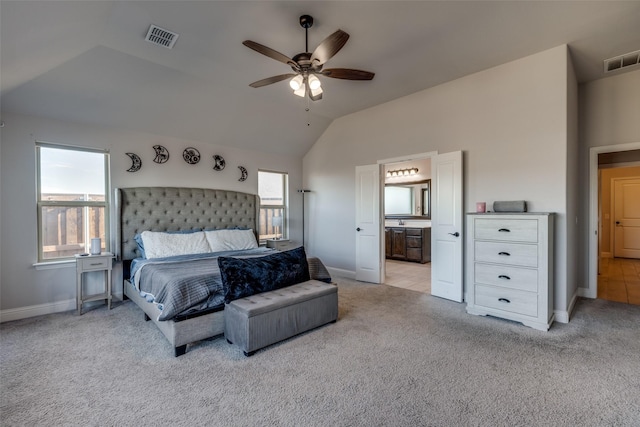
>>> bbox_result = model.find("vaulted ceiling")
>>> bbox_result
[2,1,639,157]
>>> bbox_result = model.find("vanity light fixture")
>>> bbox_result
[386,167,419,178]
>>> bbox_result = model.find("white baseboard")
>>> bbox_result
[327,267,356,280]
[578,286,596,299]
[0,299,75,323]
[554,291,579,324]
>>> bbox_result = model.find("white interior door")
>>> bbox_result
[355,164,382,283]
[614,177,640,259]
[431,151,464,302]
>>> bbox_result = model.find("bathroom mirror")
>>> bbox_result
[384,180,430,219]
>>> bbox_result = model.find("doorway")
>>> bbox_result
[588,143,640,305]
[379,153,434,294]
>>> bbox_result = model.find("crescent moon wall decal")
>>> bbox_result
[126,153,142,172]
[213,155,226,171]
[152,145,170,164]
[238,166,248,182]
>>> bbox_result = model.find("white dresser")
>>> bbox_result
[465,213,554,331]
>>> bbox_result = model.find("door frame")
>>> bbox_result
[586,141,640,299]
[378,151,438,285]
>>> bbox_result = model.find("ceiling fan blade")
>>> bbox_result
[321,68,375,80]
[249,74,297,88]
[310,30,350,66]
[243,40,299,70]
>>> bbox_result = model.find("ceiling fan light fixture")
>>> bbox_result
[308,74,322,90]
[290,74,304,90]
[293,84,306,98]
[310,85,323,98]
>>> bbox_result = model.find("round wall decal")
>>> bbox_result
[213,155,226,171]
[183,147,200,165]
[125,153,142,172]
[238,166,248,182]
[152,145,170,164]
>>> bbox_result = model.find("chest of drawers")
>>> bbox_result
[465,213,554,331]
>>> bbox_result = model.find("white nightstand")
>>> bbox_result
[266,239,293,251]
[75,252,114,315]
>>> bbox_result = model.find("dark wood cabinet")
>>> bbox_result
[385,227,431,263]
[390,228,406,259]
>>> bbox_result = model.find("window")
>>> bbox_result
[36,142,110,262]
[258,170,288,242]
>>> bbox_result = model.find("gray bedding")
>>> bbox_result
[131,249,334,321]
[131,248,272,320]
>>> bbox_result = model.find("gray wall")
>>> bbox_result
[303,45,576,318]
[577,70,640,294]
[0,112,303,320]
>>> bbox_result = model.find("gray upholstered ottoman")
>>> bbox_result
[224,280,338,356]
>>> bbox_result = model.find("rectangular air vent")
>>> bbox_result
[145,25,179,49]
[604,49,640,73]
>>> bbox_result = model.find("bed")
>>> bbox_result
[115,187,269,356]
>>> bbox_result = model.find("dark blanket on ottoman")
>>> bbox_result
[218,246,311,303]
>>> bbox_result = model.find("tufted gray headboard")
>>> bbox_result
[115,187,260,261]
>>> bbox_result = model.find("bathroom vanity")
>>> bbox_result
[385,226,431,263]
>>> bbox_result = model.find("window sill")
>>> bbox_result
[33,259,75,270]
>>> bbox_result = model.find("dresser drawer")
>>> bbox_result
[474,263,538,292]
[475,241,538,268]
[78,256,110,271]
[474,219,538,243]
[474,285,537,317]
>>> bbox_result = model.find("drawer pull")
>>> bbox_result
[90,263,103,266]
[498,298,511,303]
[498,275,511,280]
[498,228,511,232]
[498,252,511,256]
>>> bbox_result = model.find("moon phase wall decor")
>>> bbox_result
[183,147,200,165]
[213,155,226,171]
[126,153,142,172]
[153,145,170,164]
[238,166,248,182]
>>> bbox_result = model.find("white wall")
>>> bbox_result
[565,50,580,317]
[304,45,573,314]
[577,69,640,289]
[0,112,303,319]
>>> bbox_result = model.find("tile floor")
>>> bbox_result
[384,259,431,293]
[598,257,640,306]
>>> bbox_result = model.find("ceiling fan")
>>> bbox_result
[243,15,375,101]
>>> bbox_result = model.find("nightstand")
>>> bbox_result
[75,252,114,315]
[266,239,293,251]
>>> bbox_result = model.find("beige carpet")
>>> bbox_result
[2,278,639,426]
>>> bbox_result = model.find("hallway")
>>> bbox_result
[598,257,640,305]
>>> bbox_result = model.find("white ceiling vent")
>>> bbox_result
[145,25,179,49]
[604,49,640,73]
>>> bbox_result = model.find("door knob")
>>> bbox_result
[356,227,361,232]
[448,232,460,237]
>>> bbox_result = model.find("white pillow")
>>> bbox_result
[204,229,258,252]
[140,230,211,259]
